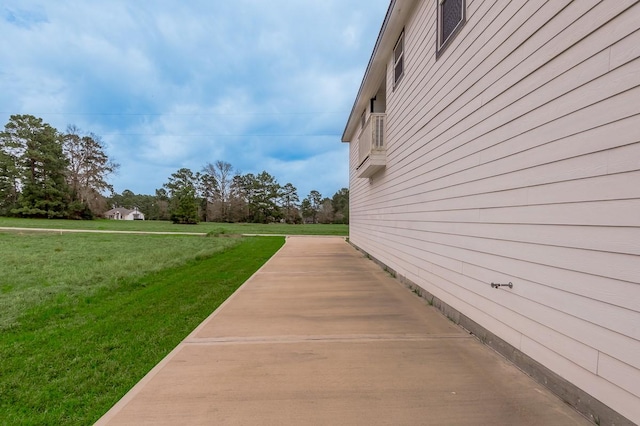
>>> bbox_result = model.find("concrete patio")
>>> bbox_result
[96,236,590,425]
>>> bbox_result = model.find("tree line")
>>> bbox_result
[0,114,348,223]
[110,161,349,224]
[0,115,118,219]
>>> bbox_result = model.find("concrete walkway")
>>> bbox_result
[96,236,589,425]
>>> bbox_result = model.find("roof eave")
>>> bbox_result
[341,0,419,143]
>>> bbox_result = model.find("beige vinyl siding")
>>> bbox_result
[349,0,640,422]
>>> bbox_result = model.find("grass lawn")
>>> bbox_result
[0,217,349,236]
[0,231,285,425]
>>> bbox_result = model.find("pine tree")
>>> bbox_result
[164,168,199,224]
[0,115,70,218]
[0,150,19,215]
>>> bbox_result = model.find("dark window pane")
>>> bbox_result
[395,60,403,82]
[394,32,404,84]
[442,0,463,43]
[394,37,403,62]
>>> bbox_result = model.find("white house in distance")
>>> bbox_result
[104,207,145,221]
[342,1,640,424]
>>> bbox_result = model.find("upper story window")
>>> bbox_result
[437,0,466,58]
[393,31,404,88]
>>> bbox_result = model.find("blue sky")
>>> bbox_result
[0,0,389,199]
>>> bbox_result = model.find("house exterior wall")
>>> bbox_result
[124,210,144,220]
[105,208,145,220]
[347,0,640,423]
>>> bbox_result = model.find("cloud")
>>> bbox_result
[0,0,390,197]
[3,6,48,28]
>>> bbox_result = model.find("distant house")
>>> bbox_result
[104,207,144,220]
[342,1,640,424]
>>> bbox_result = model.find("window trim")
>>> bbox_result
[436,0,466,59]
[393,30,405,90]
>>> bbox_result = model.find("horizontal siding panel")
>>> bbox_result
[496,280,640,373]
[598,353,640,398]
[355,209,482,223]
[481,0,637,109]
[355,199,640,227]
[388,2,637,175]
[379,169,640,214]
[521,336,640,423]
[526,170,640,205]
[386,154,607,210]
[374,235,624,376]
[378,88,640,205]
[353,222,640,314]
[392,228,640,286]
[395,0,533,131]
[387,62,640,199]
[365,168,640,214]
[611,28,640,69]
[407,253,603,373]
[369,230,640,336]
[413,272,526,351]
[391,0,576,147]
[480,1,640,105]
[425,47,610,166]
[412,46,612,173]
[461,262,640,341]
[355,228,465,278]
[373,115,640,208]
[388,221,640,256]
[477,199,640,227]
[607,140,640,174]
[476,86,640,166]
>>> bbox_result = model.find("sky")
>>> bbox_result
[0,0,390,199]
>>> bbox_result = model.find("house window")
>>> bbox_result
[393,31,404,88]
[437,0,465,58]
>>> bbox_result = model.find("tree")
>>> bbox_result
[63,125,119,216]
[202,161,233,221]
[164,168,199,224]
[0,149,19,215]
[331,188,349,224]
[280,183,300,224]
[0,115,119,220]
[1,115,70,218]
[197,171,218,222]
[302,190,322,224]
[236,171,282,223]
[152,188,170,221]
[300,198,313,223]
[317,198,334,224]
[228,173,249,222]
[109,189,137,209]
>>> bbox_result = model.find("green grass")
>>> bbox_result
[0,232,285,425]
[0,217,349,236]
[0,232,240,330]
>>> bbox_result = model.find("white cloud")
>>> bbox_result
[0,0,390,196]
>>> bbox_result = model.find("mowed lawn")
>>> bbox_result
[0,230,285,425]
[0,217,349,236]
